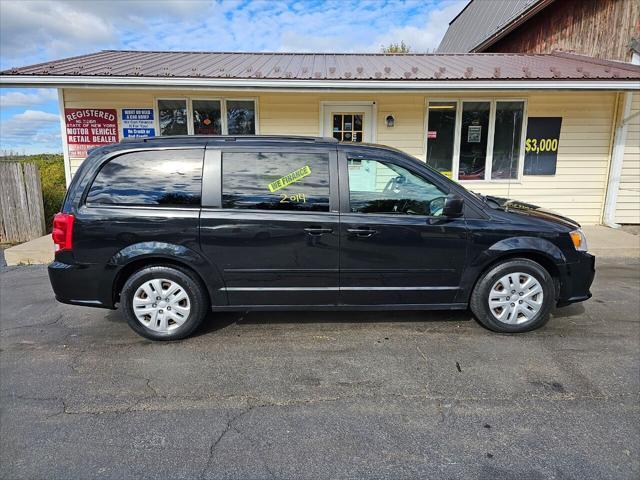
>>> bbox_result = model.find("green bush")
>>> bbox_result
[2,154,66,232]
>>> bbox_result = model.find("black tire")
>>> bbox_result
[120,265,208,340]
[470,258,555,333]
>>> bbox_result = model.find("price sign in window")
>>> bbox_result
[524,117,562,175]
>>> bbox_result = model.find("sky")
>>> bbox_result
[0,0,466,154]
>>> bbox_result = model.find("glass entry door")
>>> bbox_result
[323,104,373,143]
[324,104,374,189]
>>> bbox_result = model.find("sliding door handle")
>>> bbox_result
[304,227,333,236]
[347,228,378,238]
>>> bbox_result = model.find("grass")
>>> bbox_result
[1,154,66,232]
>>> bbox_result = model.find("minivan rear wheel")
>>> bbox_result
[120,265,208,340]
[470,258,555,333]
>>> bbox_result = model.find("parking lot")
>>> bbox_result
[1,258,638,480]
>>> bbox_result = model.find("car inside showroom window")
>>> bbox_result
[426,99,525,181]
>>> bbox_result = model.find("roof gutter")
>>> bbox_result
[1,75,638,91]
[471,0,556,53]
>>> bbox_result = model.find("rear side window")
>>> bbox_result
[222,152,330,212]
[86,150,203,207]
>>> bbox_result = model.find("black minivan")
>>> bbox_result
[49,136,594,340]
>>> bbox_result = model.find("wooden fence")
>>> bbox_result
[0,162,46,244]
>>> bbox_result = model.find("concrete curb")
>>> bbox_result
[4,234,54,266]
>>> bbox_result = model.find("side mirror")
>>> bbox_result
[443,194,464,218]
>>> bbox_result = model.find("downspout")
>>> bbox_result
[603,91,634,228]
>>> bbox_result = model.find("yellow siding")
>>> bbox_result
[615,93,640,224]
[62,88,619,224]
[465,92,616,225]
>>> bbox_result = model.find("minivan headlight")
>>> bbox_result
[569,229,588,252]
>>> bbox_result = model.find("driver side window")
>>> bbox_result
[348,158,446,216]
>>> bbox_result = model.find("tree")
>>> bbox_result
[381,41,411,54]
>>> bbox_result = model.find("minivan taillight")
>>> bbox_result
[52,213,74,252]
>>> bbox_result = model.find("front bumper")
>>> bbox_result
[557,252,595,307]
[48,260,116,309]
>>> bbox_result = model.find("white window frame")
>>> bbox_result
[155,97,190,135]
[424,97,528,183]
[190,97,225,135]
[154,96,259,136]
[225,97,260,135]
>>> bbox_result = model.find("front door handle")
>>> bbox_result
[304,227,333,236]
[347,228,378,238]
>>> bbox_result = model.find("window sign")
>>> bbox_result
[467,125,482,143]
[65,108,118,158]
[524,117,562,175]
[122,108,155,138]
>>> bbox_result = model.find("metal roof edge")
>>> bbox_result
[471,0,555,52]
[549,51,640,74]
[1,75,638,90]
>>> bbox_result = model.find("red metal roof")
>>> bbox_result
[2,50,639,81]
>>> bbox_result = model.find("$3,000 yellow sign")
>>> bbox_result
[525,137,558,154]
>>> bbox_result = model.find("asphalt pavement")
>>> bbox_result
[1,259,638,479]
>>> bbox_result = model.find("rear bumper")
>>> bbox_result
[557,253,595,307]
[48,260,116,309]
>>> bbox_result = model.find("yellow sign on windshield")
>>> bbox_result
[267,165,311,192]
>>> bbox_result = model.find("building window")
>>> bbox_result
[222,152,330,212]
[226,100,256,135]
[425,102,456,177]
[156,98,257,136]
[332,113,364,142]
[458,101,490,180]
[158,99,188,136]
[491,101,524,180]
[192,100,222,135]
[426,99,526,181]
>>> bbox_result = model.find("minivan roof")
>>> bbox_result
[120,135,339,146]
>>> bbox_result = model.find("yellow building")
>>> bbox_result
[1,50,639,225]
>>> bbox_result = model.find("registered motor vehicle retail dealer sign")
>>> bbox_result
[65,108,118,158]
[122,108,155,138]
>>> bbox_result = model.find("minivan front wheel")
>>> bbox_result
[121,265,208,340]
[470,258,555,333]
